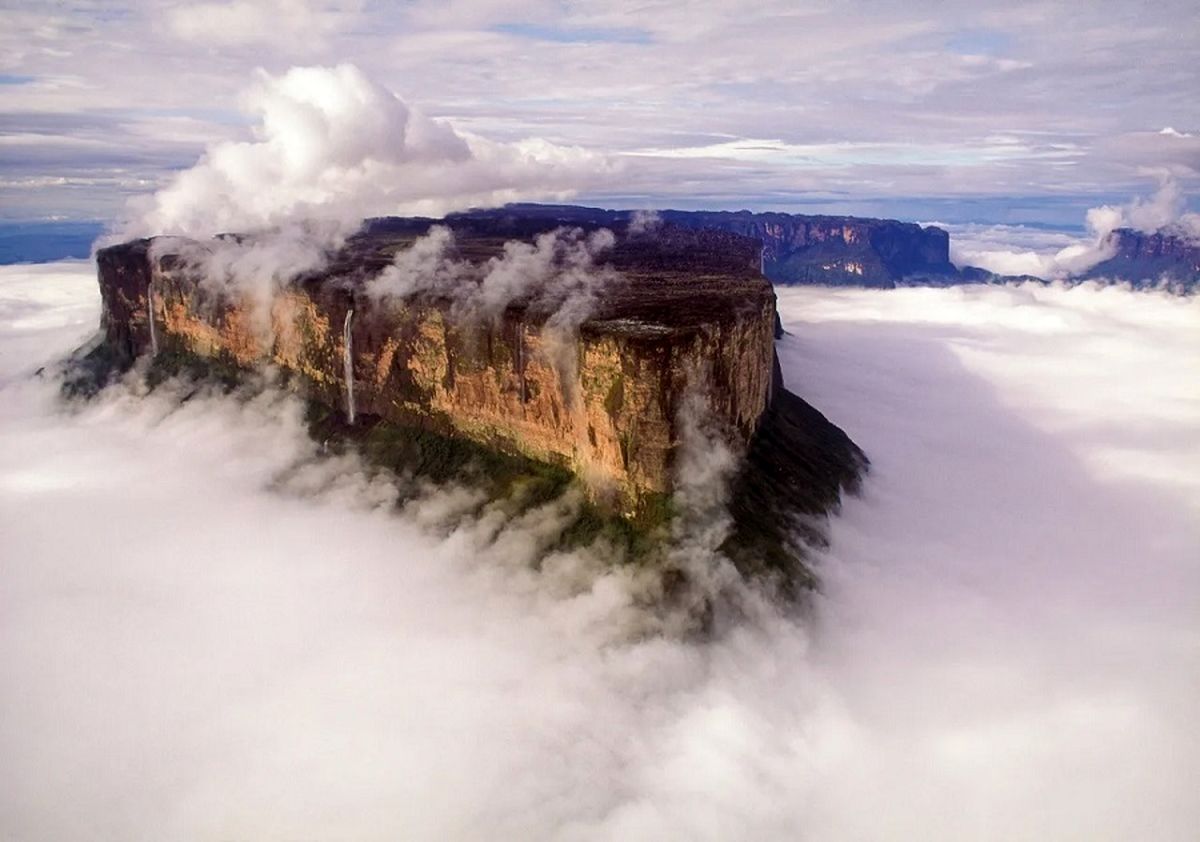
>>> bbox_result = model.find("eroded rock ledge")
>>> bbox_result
[94,216,866,590]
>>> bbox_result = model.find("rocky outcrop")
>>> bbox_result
[1082,227,1200,290]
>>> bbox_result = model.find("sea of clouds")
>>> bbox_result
[1,260,1196,841]
[3,55,1198,842]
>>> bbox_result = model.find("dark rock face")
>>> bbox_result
[453,204,957,287]
[722,356,866,596]
[1083,228,1200,290]
[95,238,154,364]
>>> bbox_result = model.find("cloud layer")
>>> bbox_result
[1,262,1197,839]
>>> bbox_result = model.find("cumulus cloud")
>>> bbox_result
[1086,174,1200,240]
[3,261,1198,840]
[106,63,619,353]
[123,63,612,239]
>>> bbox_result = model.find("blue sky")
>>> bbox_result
[0,0,1197,227]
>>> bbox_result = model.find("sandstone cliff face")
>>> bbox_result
[96,223,777,514]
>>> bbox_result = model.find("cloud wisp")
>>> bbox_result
[164,0,366,51]
[368,224,620,327]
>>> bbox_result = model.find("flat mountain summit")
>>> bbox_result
[90,212,867,598]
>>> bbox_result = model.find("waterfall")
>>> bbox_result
[343,308,356,425]
[515,320,526,403]
[147,279,159,357]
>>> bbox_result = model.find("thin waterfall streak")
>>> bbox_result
[343,308,356,425]
[516,320,526,403]
[147,279,159,357]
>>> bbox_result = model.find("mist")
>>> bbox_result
[949,176,1200,278]
[1,263,1197,840]
[368,224,619,326]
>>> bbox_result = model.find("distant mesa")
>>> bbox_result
[1080,227,1200,289]
[461,203,1200,291]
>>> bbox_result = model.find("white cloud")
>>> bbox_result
[125,64,614,238]
[368,225,618,321]
[948,224,1118,279]
[1086,174,1200,240]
